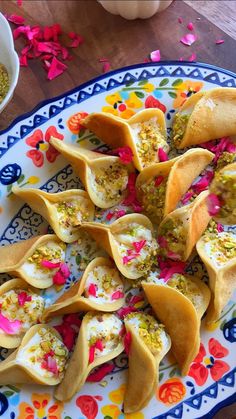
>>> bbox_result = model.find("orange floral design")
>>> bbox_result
[157,378,186,405]
[18,393,64,419]
[67,111,88,134]
[173,80,204,108]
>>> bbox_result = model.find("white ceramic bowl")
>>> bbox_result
[0,12,19,113]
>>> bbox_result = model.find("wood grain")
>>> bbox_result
[0,0,236,130]
[185,0,236,40]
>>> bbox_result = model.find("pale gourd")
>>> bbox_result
[98,0,173,20]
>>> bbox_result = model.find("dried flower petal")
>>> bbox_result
[95,339,104,351]
[207,193,221,216]
[178,17,183,24]
[150,49,161,62]
[132,240,146,253]
[116,210,126,219]
[88,283,97,297]
[68,32,84,48]
[0,313,21,334]
[60,263,71,279]
[187,22,194,31]
[158,236,168,248]
[181,190,194,205]
[158,257,186,282]
[180,33,197,46]
[158,147,169,162]
[155,175,164,186]
[188,53,197,62]
[124,332,132,355]
[110,146,133,164]
[7,14,25,25]
[89,345,96,364]
[217,223,224,233]
[111,291,124,300]
[87,363,115,382]
[53,270,66,285]
[47,57,67,80]
[106,212,114,221]
[123,254,139,265]
[117,306,137,319]
[216,39,224,45]
[41,260,61,269]
[19,54,28,67]
[103,62,111,73]
[18,292,32,306]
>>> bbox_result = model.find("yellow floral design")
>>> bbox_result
[125,92,143,109]
[173,80,204,108]
[18,393,64,419]
[101,384,144,418]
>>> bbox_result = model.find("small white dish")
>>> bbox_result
[0,12,19,113]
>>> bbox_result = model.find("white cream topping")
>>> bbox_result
[84,265,124,302]
[202,232,236,267]
[87,313,123,358]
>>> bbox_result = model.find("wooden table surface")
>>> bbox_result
[0,1,236,417]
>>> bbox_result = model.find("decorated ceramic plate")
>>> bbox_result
[0,61,235,419]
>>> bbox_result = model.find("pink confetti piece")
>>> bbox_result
[18,291,32,306]
[41,260,61,269]
[103,62,111,73]
[178,17,183,24]
[124,332,132,355]
[188,53,197,62]
[150,49,161,62]
[0,313,21,334]
[216,39,224,45]
[88,283,97,297]
[155,175,164,187]
[110,146,133,164]
[111,291,124,300]
[7,14,25,25]
[158,147,169,162]
[87,363,115,382]
[132,240,146,253]
[217,223,224,233]
[180,33,197,46]
[207,193,221,216]
[187,22,194,31]
[47,56,68,80]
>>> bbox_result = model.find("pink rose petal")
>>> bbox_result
[111,291,124,300]
[167,251,181,260]
[150,49,161,62]
[19,54,28,67]
[155,175,164,187]
[187,22,194,31]
[68,32,84,48]
[7,14,25,25]
[60,263,71,279]
[110,146,133,164]
[123,254,139,265]
[41,260,61,269]
[106,212,114,221]
[178,17,183,24]
[87,363,115,382]
[188,53,197,62]
[53,270,66,285]
[88,283,97,297]
[158,147,169,162]
[158,257,186,282]
[47,57,68,80]
[216,39,224,45]
[132,240,146,253]
[181,190,194,205]
[46,356,58,375]
[179,57,184,61]
[0,313,21,335]
[124,332,132,355]
[217,223,224,233]
[180,33,197,46]
[207,193,221,216]
[117,306,137,319]
[158,236,168,248]
[95,339,104,351]
[89,345,96,364]
[103,62,111,73]
[116,210,126,219]
[18,291,32,306]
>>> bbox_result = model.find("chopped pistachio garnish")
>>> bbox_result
[132,118,168,168]
[92,163,129,202]
[172,113,190,147]
[216,152,236,171]
[0,289,45,332]
[140,176,168,221]
[210,170,236,221]
[28,242,65,268]
[0,64,9,104]
[204,233,236,263]
[56,199,90,228]
[126,312,165,355]
[168,274,202,307]
[84,265,124,302]
[159,218,186,259]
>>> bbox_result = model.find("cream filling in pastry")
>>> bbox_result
[0,289,44,334]
[21,241,66,281]
[202,232,236,267]
[125,312,169,356]
[84,266,124,302]
[89,162,129,204]
[168,274,203,309]
[115,223,158,275]
[16,328,68,379]
[55,197,92,236]
[87,313,123,359]
[139,176,168,220]
[131,118,168,167]
[159,217,187,259]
